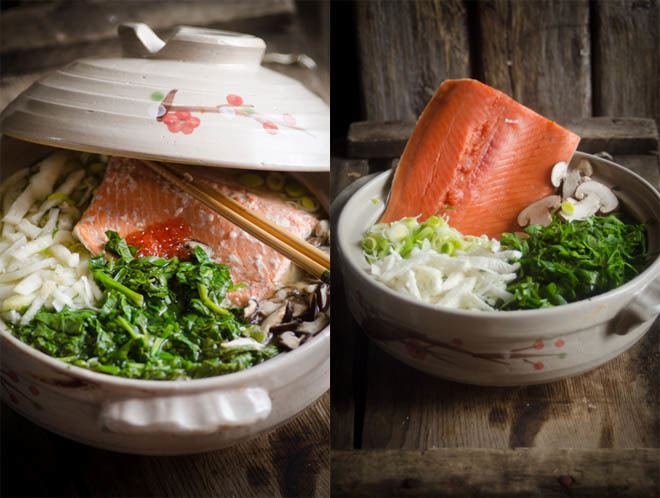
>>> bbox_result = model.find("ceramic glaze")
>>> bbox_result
[337,152,660,386]
[0,23,329,172]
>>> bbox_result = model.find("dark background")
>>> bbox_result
[331,0,659,145]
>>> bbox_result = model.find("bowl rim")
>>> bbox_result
[337,152,660,320]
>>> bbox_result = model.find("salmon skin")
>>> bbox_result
[379,79,580,238]
[74,157,320,305]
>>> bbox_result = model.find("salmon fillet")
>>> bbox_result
[74,157,320,304]
[379,79,580,238]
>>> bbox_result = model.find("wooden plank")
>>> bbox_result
[330,159,370,451]
[355,0,471,121]
[1,393,329,498]
[566,118,660,155]
[360,320,658,450]
[331,448,659,497]
[478,0,591,121]
[593,0,659,128]
[346,118,659,158]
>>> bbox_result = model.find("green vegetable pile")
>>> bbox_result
[12,232,278,379]
[501,215,648,310]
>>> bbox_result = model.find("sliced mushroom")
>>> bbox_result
[260,301,293,334]
[575,180,619,213]
[270,321,300,334]
[297,313,329,335]
[561,159,593,199]
[550,161,568,187]
[278,331,303,350]
[243,298,260,323]
[559,195,601,221]
[259,299,282,316]
[315,283,330,312]
[291,302,309,318]
[517,195,561,227]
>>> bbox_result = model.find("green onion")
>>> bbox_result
[266,172,285,191]
[239,174,265,188]
[285,182,307,198]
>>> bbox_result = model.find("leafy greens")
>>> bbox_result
[501,215,648,309]
[12,231,278,379]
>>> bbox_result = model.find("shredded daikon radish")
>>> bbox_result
[363,216,521,311]
[31,169,85,223]
[14,273,43,296]
[3,152,68,225]
[368,243,520,310]
[0,152,106,324]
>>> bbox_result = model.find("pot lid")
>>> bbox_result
[0,23,329,172]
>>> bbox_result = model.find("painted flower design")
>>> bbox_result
[151,90,307,136]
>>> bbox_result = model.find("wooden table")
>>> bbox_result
[0,2,330,496]
[331,119,660,498]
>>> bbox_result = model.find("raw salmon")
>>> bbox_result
[74,157,320,304]
[379,79,580,238]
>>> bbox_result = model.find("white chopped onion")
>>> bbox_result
[368,241,520,311]
[31,169,85,223]
[3,152,68,225]
[14,273,43,296]
[49,244,80,268]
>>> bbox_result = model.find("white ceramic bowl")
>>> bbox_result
[337,152,660,386]
[0,141,330,455]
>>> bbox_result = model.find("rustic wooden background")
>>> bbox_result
[331,1,659,497]
[0,1,330,497]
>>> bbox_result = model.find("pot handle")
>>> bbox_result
[118,23,166,58]
[118,23,266,66]
[99,387,271,435]
[613,278,660,335]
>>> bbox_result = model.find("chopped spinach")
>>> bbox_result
[12,231,278,380]
[500,215,648,310]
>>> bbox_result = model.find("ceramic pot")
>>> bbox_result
[337,152,659,386]
[0,21,330,454]
[0,139,330,454]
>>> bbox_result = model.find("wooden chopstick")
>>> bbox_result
[141,161,330,281]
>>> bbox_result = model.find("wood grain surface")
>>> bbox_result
[332,448,659,497]
[347,118,660,159]
[355,0,471,121]
[360,323,658,450]
[593,0,660,127]
[479,0,592,121]
[1,393,330,498]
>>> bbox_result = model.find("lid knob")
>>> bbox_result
[118,23,265,66]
